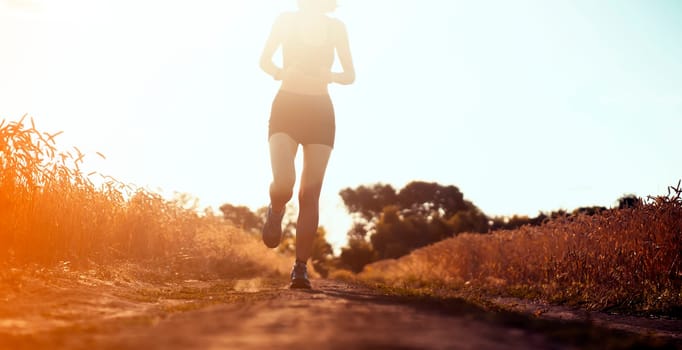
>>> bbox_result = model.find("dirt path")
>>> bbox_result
[1,279,680,350]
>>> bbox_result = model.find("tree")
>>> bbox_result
[572,206,607,216]
[617,194,641,209]
[371,205,415,259]
[397,181,468,219]
[219,203,262,233]
[346,221,370,242]
[447,206,489,234]
[339,181,488,269]
[339,183,397,221]
[489,214,534,231]
[338,183,398,241]
[339,237,376,273]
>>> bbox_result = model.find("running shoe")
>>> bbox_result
[290,261,311,289]
[262,205,284,248]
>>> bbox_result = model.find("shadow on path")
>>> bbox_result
[316,280,681,350]
[0,278,679,350]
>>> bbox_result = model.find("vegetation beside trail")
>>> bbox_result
[0,116,292,281]
[3,115,680,324]
[335,181,641,273]
[352,184,682,316]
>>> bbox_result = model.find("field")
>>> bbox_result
[358,183,682,316]
[0,116,294,282]
[1,117,680,348]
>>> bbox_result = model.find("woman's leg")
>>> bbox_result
[268,133,299,212]
[295,143,333,262]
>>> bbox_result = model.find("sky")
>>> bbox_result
[1,0,681,251]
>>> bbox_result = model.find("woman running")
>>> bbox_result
[259,0,355,289]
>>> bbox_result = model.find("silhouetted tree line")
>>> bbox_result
[336,181,642,273]
[488,194,640,231]
[218,186,642,275]
[337,181,488,272]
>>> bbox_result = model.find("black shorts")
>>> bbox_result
[269,90,336,148]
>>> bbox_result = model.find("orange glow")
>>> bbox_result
[0,117,291,271]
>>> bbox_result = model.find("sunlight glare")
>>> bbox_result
[2,0,42,13]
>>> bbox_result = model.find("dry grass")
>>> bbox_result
[360,183,682,314]
[0,116,291,279]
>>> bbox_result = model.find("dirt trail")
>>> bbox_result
[1,279,680,350]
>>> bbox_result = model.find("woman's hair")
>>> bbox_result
[297,0,337,13]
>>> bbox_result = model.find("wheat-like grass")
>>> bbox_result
[0,116,291,278]
[360,183,682,313]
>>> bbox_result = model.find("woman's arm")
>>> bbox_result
[260,15,287,80]
[331,21,355,85]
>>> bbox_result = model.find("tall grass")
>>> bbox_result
[0,116,290,278]
[360,183,682,314]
